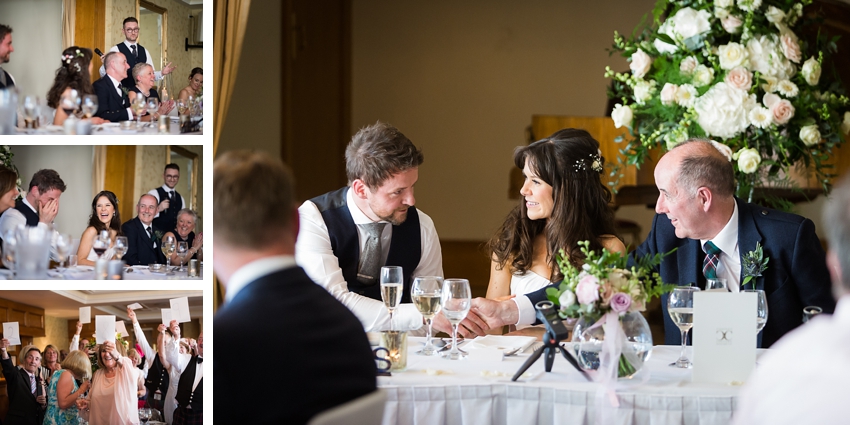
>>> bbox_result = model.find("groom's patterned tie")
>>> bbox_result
[357,223,386,285]
[703,241,722,280]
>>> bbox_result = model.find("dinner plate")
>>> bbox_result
[470,335,537,354]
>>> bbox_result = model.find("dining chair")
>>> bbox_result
[307,389,387,425]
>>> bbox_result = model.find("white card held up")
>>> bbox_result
[3,322,20,345]
[127,303,143,310]
[115,321,129,338]
[169,297,191,323]
[692,292,757,384]
[79,307,91,324]
[161,308,173,325]
[95,315,116,344]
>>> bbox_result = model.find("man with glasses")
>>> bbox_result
[99,17,175,90]
[148,164,186,234]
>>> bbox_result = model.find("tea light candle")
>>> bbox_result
[188,259,199,277]
[158,115,170,134]
[94,258,108,280]
[107,260,124,280]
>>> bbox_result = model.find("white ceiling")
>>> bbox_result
[0,290,203,324]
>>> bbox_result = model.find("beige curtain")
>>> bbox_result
[213,0,251,157]
[62,0,75,48]
[92,146,106,196]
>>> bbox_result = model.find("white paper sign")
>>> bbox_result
[3,322,20,345]
[115,321,129,338]
[79,307,91,324]
[127,303,143,310]
[169,297,191,323]
[692,292,757,384]
[95,315,116,344]
[161,308,173,326]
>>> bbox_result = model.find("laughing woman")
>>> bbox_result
[76,191,122,266]
[486,129,625,306]
[162,208,203,264]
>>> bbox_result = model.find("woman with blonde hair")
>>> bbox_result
[79,340,140,425]
[44,350,92,425]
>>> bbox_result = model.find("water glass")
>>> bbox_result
[15,225,51,279]
[742,289,768,332]
[706,278,729,292]
[67,254,78,268]
[114,236,128,260]
[441,278,471,360]
[380,266,403,330]
[55,233,72,272]
[81,95,98,119]
[668,286,699,368]
[411,276,442,356]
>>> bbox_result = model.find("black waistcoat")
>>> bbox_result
[144,355,169,396]
[310,187,421,303]
[116,43,148,89]
[175,356,202,410]
[14,199,39,226]
[0,69,14,89]
[152,187,182,233]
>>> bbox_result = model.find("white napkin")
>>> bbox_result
[470,335,537,354]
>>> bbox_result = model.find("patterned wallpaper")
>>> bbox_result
[134,145,204,233]
[33,316,70,354]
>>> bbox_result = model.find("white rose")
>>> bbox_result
[718,42,748,70]
[715,7,729,19]
[716,0,734,7]
[736,148,761,173]
[725,66,753,91]
[611,103,633,129]
[842,111,850,135]
[780,34,801,63]
[765,6,786,23]
[559,291,576,311]
[747,35,796,80]
[749,106,773,128]
[630,49,653,79]
[721,14,743,34]
[801,56,822,86]
[660,83,678,105]
[680,56,698,74]
[761,75,779,93]
[799,125,821,147]
[694,82,757,139]
[633,80,656,105]
[737,0,763,13]
[676,84,699,108]
[656,7,713,53]
[709,140,734,161]
[692,64,715,87]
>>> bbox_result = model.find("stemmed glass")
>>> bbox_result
[81,95,98,119]
[380,266,403,330]
[706,278,729,292]
[138,407,151,424]
[92,231,109,260]
[441,278,471,360]
[22,96,38,129]
[54,233,72,274]
[176,241,189,271]
[668,286,700,368]
[2,233,16,276]
[411,276,443,356]
[59,90,81,119]
[131,96,146,131]
[146,98,159,127]
[161,235,176,271]
[113,236,128,261]
[743,289,768,333]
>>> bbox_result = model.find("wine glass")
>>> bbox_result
[161,235,176,270]
[92,231,109,259]
[138,407,151,424]
[706,278,729,292]
[131,96,146,131]
[380,266,403,330]
[668,286,700,368]
[54,233,72,274]
[742,289,768,333]
[411,276,443,356]
[81,95,98,119]
[441,278,471,360]
[113,236,128,261]
[2,233,16,275]
[22,95,38,129]
[59,90,80,118]
[176,241,189,271]
[146,98,159,127]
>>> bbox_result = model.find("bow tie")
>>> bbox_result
[196,357,203,364]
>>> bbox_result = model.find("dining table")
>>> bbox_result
[14,117,202,135]
[377,335,762,425]
[0,264,204,280]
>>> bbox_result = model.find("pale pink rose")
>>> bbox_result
[725,67,753,91]
[770,99,795,125]
[575,275,600,305]
[721,14,743,33]
[680,56,698,74]
[660,83,679,105]
[630,49,653,79]
[609,293,632,313]
[780,34,801,63]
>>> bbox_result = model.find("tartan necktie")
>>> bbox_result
[703,241,722,280]
[357,223,386,285]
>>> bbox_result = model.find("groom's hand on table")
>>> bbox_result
[431,309,489,338]
[471,297,519,329]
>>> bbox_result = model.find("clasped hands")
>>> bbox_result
[429,296,520,338]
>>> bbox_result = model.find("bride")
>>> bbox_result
[486,129,625,309]
[76,190,121,266]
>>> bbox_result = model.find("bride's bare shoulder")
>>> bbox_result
[599,235,626,254]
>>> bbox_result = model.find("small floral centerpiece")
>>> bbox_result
[606,0,850,202]
[548,241,675,379]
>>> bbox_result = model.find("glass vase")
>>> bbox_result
[571,311,653,379]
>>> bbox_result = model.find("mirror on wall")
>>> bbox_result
[137,0,167,70]
[167,146,198,212]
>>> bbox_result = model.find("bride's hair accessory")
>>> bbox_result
[61,49,84,73]
[574,152,603,173]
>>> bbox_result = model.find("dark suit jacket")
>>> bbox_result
[121,217,165,266]
[214,266,377,425]
[1,356,45,425]
[92,76,131,122]
[631,198,834,348]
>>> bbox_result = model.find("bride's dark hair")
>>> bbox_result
[88,191,122,234]
[488,128,618,281]
[46,46,94,109]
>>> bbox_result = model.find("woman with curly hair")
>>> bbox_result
[486,129,625,307]
[76,190,122,266]
[45,46,108,125]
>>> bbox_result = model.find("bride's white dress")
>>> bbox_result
[510,271,552,330]
[86,247,115,262]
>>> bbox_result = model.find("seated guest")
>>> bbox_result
[44,350,91,425]
[0,169,64,258]
[486,129,625,308]
[92,52,133,122]
[121,194,166,266]
[733,174,850,424]
[77,190,121,266]
[214,150,377,424]
[46,47,108,126]
[0,164,19,215]
[1,340,46,424]
[0,24,15,89]
[162,208,203,264]
[127,63,174,121]
[178,68,202,101]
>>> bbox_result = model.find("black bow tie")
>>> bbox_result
[196,357,203,364]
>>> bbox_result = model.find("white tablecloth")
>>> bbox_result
[0,265,204,280]
[379,338,762,425]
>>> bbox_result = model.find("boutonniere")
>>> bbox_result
[153,230,163,243]
[121,86,129,99]
[742,242,769,290]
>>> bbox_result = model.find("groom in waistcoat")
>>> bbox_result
[0,169,64,251]
[98,17,175,90]
[0,24,16,89]
[296,121,489,337]
[148,163,185,234]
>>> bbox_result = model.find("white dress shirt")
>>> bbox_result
[295,188,443,332]
[99,41,165,81]
[733,295,850,425]
[147,185,187,220]
[133,321,155,379]
[106,74,135,120]
[700,201,742,291]
[0,197,59,261]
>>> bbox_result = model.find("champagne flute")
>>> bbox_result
[81,95,98,119]
[668,286,700,368]
[113,236,128,261]
[441,278,471,360]
[161,235,176,270]
[743,289,768,332]
[380,266,403,330]
[706,278,729,292]
[411,276,443,356]
[54,233,72,274]
[176,241,189,271]
[131,96,146,131]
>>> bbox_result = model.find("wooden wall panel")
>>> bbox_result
[74,0,107,83]
[104,146,138,221]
